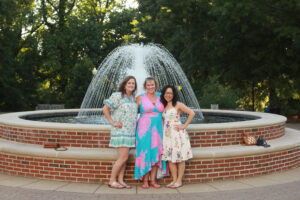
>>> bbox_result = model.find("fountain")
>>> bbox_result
[0,44,299,184]
[78,43,203,122]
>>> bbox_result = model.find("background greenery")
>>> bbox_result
[0,0,299,115]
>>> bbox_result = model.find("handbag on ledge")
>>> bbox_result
[43,142,59,148]
[44,142,68,151]
[256,136,271,148]
[243,133,257,145]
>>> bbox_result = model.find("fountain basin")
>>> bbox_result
[0,109,299,184]
[0,109,286,148]
[0,129,299,184]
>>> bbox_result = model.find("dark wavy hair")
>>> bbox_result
[160,85,179,107]
[117,76,137,97]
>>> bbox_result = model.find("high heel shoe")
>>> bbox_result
[149,181,161,189]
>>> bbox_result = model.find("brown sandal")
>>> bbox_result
[119,182,132,189]
[108,181,125,189]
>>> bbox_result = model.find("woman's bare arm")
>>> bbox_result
[103,105,122,128]
[174,102,195,130]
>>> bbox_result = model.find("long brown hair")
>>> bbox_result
[117,76,137,97]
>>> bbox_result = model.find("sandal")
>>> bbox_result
[170,182,182,189]
[149,181,161,189]
[119,182,132,189]
[108,181,125,189]
[166,182,175,188]
[141,180,149,189]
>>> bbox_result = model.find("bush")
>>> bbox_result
[199,76,242,109]
[64,58,94,108]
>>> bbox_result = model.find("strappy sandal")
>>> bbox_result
[108,181,125,189]
[119,182,132,189]
[166,182,175,188]
[141,180,149,189]
[149,181,161,189]
[170,182,182,189]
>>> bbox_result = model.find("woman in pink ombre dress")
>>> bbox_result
[134,77,168,189]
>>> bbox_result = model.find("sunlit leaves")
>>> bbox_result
[130,19,139,26]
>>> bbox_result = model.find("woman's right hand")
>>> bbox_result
[112,121,123,128]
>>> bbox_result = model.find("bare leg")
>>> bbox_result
[109,147,129,186]
[142,172,149,188]
[149,165,160,188]
[168,162,178,183]
[118,162,132,188]
[117,162,126,183]
[176,161,185,185]
[150,165,158,181]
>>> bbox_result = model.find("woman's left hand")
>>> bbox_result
[174,124,185,131]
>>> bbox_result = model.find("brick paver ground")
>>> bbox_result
[1,180,300,200]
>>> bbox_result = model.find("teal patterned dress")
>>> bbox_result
[134,92,169,180]
[103,92,138,147]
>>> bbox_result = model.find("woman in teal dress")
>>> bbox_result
[103,76,138,189]
[134,77,168,189]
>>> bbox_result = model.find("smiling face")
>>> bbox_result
[145,80,156,94]
[164,87,174,103]
[125,78,136,94]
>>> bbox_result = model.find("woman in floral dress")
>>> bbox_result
[134,77,168,189]
[103,76,138,189]
[160,85,195,188]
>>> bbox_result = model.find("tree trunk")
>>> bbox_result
[252,81,255,111]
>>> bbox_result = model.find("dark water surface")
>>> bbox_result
[21,111,259,124]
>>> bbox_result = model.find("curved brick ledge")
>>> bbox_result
[0,109,286,147]
[0,128,299,184]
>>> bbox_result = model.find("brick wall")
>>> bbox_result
[1,146,299,184]
[0,123,285,148]
[189,124,285,147]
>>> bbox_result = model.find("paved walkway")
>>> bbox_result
[1,168,300,200]
[286,123,300,130]
[1,123,300,200]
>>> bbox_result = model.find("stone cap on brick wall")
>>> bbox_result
[0,109,286,131]
[1,128,299,161]
[35,104,65,110]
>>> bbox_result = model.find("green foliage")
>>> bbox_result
[136,0,215,99]
[64,58,94,108]
[199,76,242,109]
[209,0,300,114]
[0,0,299,115]
[0,0,41,111]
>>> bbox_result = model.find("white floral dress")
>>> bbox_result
[162,108,193,163]
[103,92,138,147]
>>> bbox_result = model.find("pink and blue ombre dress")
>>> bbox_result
[134,92,169,180]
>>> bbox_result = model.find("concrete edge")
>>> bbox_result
[0,109,287,131]
[1,128,299,161]
[192,128,300,159]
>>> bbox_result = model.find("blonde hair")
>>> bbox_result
[143,77,158,90]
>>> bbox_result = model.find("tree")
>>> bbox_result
[136,0,215,98]
[0,0,41,111]
[38,0,139,108]
[209,0,300,113]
